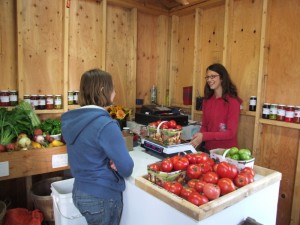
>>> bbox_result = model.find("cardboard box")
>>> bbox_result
[123,135,133,151]
[181,124,200,140]
[147,162,186,187]
[210,148,255,171]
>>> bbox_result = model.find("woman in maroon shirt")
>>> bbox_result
[190,63,242,151]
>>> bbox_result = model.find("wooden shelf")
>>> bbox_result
[35,109,65,114]
[259,118,300,130]
[0,146,69,181]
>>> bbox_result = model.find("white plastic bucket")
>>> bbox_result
[51,178,87,225]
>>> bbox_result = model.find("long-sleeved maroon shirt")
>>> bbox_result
[200,95,241,150]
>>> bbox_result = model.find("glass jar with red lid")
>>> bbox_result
[293,106,300,124]
[284,105,295,123]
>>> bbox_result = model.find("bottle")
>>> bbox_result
[9,90,18,106]
[249,96,257,111]
[150,85,157,104]
[262,103,271,119]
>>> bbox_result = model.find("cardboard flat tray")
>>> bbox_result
[135,165,281,221]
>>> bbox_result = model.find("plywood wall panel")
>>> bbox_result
[170,13,195,106]
[68,0,105,91]
[225,0,263,109]
[106,4,136,107]
[238,115,255,149]
[136,12,158,104]
[20,0,64,95]
[0,0,17,90]
[198,4,225,96]
[256,125,299,225]
[265,0,300,106]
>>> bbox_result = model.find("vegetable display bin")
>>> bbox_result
[210,148,255,171]
[31,176,63,222]
[51,178,87,225]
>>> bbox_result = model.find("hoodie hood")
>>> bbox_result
[61,106,110,144]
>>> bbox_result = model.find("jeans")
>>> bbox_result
[72,187,123,225]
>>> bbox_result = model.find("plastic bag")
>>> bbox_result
[4,208,43,225]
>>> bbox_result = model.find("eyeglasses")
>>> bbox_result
[205,74,219,80]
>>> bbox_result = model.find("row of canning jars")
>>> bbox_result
[262,103,300,123]
[24,94,64,110]
[0,90,18,106]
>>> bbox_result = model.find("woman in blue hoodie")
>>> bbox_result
[62,69,134,225]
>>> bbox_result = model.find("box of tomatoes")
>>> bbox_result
[147,120,183,146]
[147,161,186,187]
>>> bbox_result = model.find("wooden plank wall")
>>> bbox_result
[0,1,17,90]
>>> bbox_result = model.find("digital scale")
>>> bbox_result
[142,138,197,156]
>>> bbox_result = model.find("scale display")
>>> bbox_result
[143,140,164,154]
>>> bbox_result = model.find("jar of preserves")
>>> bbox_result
[9,90,18,106]
[269,104,278,120]
[0,90,10,106]
[54,95,62,109]
[30,95,39,109]
[46,95,54,109]
[38,95,46,110]
[276,104,286,121]
[294,106,300,124]
[23,95,31,104]
[73,91,79,105]
[249,96,257,111]
[262,103,271,119]
[68,91,74,105]
[285,105,295,123]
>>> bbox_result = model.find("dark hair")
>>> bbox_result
[78,69,114,107]
[204,63,239,102]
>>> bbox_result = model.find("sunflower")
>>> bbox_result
[107,105,131,120]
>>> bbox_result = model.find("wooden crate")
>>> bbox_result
[0,146,69,181]
[135,165,281,221]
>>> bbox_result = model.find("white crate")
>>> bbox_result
[51,178,87,225]
[210,148,255,171]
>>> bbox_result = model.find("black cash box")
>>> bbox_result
[135,105,188,126]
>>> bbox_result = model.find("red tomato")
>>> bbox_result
[217,178,236,195]
[241,167,256,177]
[160,123,169,129]
[240,172,254,184]
[187,192,209,206]
[186,154,197,164]
[148,163,161,172]
[216,162,238,179]
[187,179,199,188]
[194,180,207,193]
[173,156,189,171]
[203,183,221,200]
[161,158,173,172]
[186,164,201,179]
[194,152,210,164]
[180,187,196,200]
[202,171,219,184]
[206,157,216,167]
[163,181,183,196]
[175,124,182,130]
[168,120,177,129]
[234,173,249,188]
[198,162,213,174]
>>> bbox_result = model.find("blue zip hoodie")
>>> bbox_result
[61,105,134,199]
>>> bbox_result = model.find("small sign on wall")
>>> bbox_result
[0,161,9,177]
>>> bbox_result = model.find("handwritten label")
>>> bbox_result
[52,154,68,168]
[0,161,9,177]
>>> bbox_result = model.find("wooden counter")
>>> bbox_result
[0,146,69,181]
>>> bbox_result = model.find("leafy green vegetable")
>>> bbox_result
[0,106,34,145]
[40,118,61,135]
[16,101,41,128]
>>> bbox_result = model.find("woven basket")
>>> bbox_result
[31,177,63,222]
